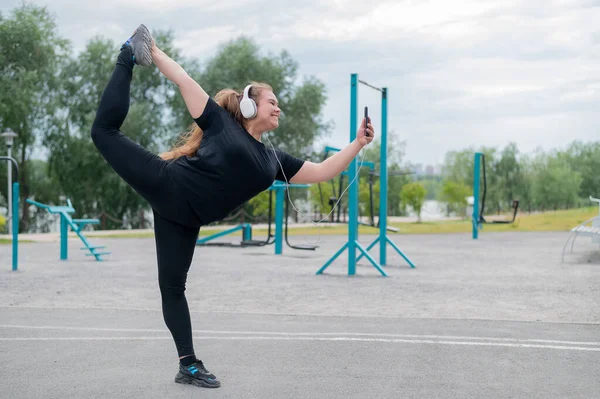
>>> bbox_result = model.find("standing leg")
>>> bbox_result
[153,211,220,388]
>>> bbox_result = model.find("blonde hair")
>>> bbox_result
[160,82,273,160]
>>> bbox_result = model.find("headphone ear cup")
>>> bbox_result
[240,98,257,119]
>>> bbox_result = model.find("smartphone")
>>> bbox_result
[364,106,370,136]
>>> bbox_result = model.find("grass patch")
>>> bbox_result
[0,239,34,244]
[392,207,597,235]
[86,232,155,239]
[82,207,598,239]
[273,207,598,236]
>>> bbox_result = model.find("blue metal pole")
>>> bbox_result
[60,214,68,260]
[379,88,388,265]
[243,223,252,242]
[348,74,359,275]
[12,182,19,271]
[275,185,284,255]
[473,152,481,239]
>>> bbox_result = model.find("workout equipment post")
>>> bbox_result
[270,182,311,255]
[472,152,482,239]
[0,156,19,271]
[472,151,519,232]
[359,85,414,268]
[317,74,388,276]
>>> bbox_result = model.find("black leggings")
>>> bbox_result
[91,48,199,359]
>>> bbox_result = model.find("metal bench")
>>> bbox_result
[562,196,600,262]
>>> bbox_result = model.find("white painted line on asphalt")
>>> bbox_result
[0,335,599,351]
[2,305,600,326]
[2,324,600,347]
[0,325,166,333]
[1,324,599,346]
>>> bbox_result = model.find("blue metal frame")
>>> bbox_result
[0,156,20,271]
[379,88,390,264]
[358,87,415,269]
[11,182,19,271]
[269,181,310,255]
[196,182,309,254]
[317,75,415,276]
[196,223,252,245]
[26,198,109,261]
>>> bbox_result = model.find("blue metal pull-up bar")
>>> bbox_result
[316,74,415,277]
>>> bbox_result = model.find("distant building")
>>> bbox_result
[414,163,424,176]
[411,163,442,177]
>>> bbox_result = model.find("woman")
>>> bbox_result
[91,24,374,389]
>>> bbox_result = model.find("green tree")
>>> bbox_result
[439,181,471,217]
[494,143,521,210]
[42,31,194,228]
[513,154,535,212]
[562,141,600,200]
[400,182,427,222]
[309,175,346,222]
[441,149,475,186]
[0,4,68,230]
[418,178,442,200]
[531,152,582,210]
[198,37,331,158]
[358,175,379,224]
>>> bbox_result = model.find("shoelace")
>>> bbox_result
[189,360,209,374]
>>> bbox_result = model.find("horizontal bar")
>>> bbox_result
[197,224,245,243]
[358,79,384,92]
[73,219,100,225]
[269,182,310,190]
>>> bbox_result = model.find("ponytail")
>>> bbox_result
[160,81,273,161]
[160,124,203,160]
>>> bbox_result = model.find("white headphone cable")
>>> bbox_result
[264,136,368,245]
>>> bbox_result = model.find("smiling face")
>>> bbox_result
[254,89,280,131]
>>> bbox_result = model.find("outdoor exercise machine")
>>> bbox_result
[472,152,520,239]
[1,156,19,271]
[317,145,400,232]
[25,198,110,261]
[317,145,373,223]
[316,74,416,276]
[195,222,260,248]
[196,182,316,254]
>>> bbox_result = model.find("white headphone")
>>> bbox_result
[240,84,257,119]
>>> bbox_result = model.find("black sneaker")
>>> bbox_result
[174,360,220,388]
[121,24,153,66]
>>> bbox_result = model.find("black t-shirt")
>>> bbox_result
[167,97,305,225]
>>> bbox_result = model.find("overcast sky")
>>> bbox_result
[2,0,600,166]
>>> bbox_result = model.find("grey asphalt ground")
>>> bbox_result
[0,231,599,398]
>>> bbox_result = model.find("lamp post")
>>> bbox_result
[1,129,18,234]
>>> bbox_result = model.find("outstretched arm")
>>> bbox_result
[290,119,375,184]
[152,43,208,119]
